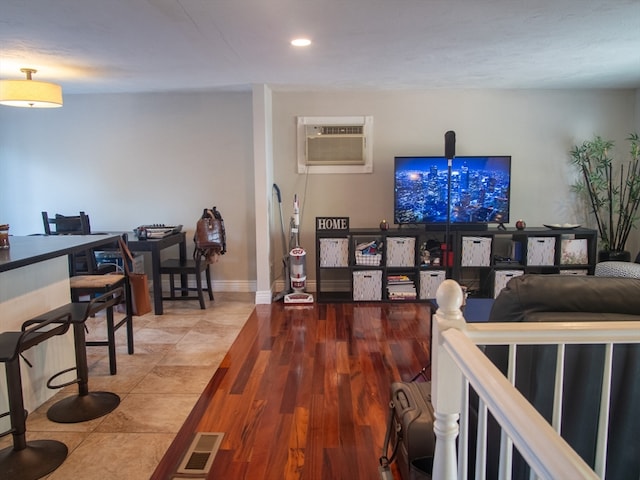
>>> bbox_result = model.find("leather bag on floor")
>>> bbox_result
[119,238,152,316]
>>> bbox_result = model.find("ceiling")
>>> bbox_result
[1,0,639,95]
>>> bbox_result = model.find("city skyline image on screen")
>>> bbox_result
[394,155,512,226]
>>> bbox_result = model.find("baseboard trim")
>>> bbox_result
[213,280,256,292]
[160,279,256,293]
[157,279,322,303]
[254,290,272,304]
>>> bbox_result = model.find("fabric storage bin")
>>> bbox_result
[527,237,555,266]
[461,237,492,267]
[560,269,588,275]
[353,270,382,301]
[419,270,446,299]
[386,237,416,267]
[560,238,588,265]
[319,237,349,267]
[493,270,524,298]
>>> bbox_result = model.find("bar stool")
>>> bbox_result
[0,311,71,480]
[69,272,133,375]
[69,233,134,375]
[24,289,124,423]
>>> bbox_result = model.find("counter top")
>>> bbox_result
[0,234,121,273]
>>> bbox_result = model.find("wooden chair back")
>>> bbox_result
[42,211,91,235]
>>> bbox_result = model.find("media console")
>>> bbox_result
[315,226,597,302]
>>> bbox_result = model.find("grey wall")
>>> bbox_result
[272,89,639,283]
[637,90,640,132]
[1,87,638,294]
[0,91,256,291]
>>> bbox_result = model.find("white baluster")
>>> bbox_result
[432,279,467,479]
[434,410,462,479]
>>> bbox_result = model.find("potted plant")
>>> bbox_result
[570,133,640,261]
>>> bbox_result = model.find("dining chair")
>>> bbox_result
[41,211,108,275]
[160,248,214,309]
[42,211,91,235]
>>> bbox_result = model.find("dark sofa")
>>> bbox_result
[477,274,640,480]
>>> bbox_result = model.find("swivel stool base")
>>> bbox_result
[47,391,120,423]
[0,440,68,480]
[34,297,125,424]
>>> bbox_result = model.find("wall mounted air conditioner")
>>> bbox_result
[297,116,373,174]
[306,125,364,165]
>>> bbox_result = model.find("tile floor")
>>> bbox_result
[0,292,255,480]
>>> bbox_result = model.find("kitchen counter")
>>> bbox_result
[0,234,121,273]
[0,234,122,418]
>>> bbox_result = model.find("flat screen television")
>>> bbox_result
[394,155,512,228]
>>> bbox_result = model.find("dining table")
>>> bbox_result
[127,231,187,315]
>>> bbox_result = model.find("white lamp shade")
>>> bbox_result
[0,79,63,108]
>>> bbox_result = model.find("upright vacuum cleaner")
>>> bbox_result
[272,184,314,304]
[273,184,290,302]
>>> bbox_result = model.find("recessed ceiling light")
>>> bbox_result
[291,38,311,47]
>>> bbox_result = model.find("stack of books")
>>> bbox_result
[387,274,416,301]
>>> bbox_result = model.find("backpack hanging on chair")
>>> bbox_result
[194,206,227,263]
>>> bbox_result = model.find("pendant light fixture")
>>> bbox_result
[0,68,63,108]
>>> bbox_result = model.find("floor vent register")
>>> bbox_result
[174,432,224,477]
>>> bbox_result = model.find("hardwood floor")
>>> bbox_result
[151,301,434,479]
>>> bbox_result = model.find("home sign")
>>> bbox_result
[316,217,350,231]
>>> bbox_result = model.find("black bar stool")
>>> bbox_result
[0,311,71,480]
[65,232,134,375]
[25,288,124,423]
[69,274,133,375]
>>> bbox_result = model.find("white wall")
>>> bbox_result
[0,91,256,291]
[252,84,276,303]
[272,89,639,280]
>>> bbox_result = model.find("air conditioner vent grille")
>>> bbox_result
[321,125,363,135]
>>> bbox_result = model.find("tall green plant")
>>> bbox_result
[570,133,640,252]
